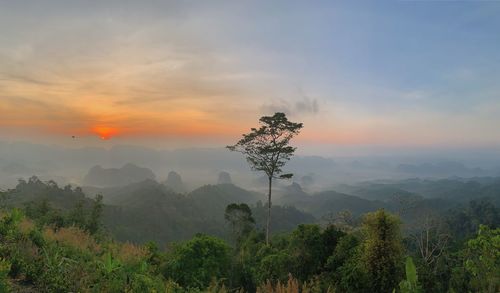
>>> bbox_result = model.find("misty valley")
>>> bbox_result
[0,141,498,292]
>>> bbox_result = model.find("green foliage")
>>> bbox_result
[37,246,76,292]
[252,202,316,234]
[258,251,293,283]
[326,234,359,271]
[287,224,325,281]
[229,230,266,291]
[0,258,11,293]
[226,112,303,179]
[0,208,23,237]
[322,225,346,259]
[6,175,318,246]
[462,225,500,292]
[398,257,422,293]
[362,209,403,293]
[164,234,231,289]
[0,177,497,293]
[100,252,122,275]
[446,198,499,242]
[0,208,168,292]
[87,194,103,235]
[326,234,367,292]
[225,203,255,247]
[22,190,104,236]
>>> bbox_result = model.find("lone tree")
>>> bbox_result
[227,112,303,244]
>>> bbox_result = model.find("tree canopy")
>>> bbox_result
[227,112,303,180]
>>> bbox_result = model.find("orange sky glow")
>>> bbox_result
[92,126,118,140]
[1,1,499,149]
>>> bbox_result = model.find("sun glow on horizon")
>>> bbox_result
[92,126,118,140]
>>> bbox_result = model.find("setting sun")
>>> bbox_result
[92,126,118,140]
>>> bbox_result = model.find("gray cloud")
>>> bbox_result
[260,88,320,116]
[295,97,319,114]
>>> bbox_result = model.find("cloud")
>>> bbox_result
[295,97,319,114]
[260,97,319,116]
[0,15,268,131]
[0,96,97,136]
[114,96,175,106]
[260,88,320,116]
[0,73,57,86]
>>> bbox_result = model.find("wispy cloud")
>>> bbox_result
[260,88,320,116]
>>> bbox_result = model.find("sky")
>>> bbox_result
[0,1,499,152]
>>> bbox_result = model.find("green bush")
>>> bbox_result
[398,257,422,293]
[163,234,231,289]
[0,258,11,293]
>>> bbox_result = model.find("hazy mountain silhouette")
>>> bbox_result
[85,179,311,243]
[164,171,186,193]
[397,161,488,177]
[1,162,42,175]
[189,184,263,216]
[277,182,309,204]
[281,189,385,218]
[1,140,500,189]
[217,171,232,185]
[83,163,156,187]
[300,175,315,189]
[8,173,500,246]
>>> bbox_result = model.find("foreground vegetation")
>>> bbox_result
[0,183,498,292]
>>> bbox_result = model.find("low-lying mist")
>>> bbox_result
[1,140,499,193]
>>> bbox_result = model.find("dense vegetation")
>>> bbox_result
[0,176,498,292]
[0,177,500,292]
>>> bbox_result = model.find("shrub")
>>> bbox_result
[164,234,231,289]
[0,258,11,292]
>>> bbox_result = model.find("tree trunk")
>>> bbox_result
[266,176,272,245]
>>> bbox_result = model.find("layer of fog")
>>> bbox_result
[1,140,499,193]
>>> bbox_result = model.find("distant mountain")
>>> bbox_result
[83,163,156,187]
[307,191,385,218]
[252,202,316,233]
[164,171,186,193]
[1,162,43,176]
[86,180,309,244]
[335,183,422,202]
[478,179,500,205]
[217,171,232,185]
[300,175,315,189]
[11,174,498,246]
[396,161,489,177]
[99,180,217,244]
[189,184,264,217]
[11,178,217,245]
[287,155,335,170]
[350,177,500,204]
[277,182,309,204]
[331,177,500,227]
[87,179,168,206]
[3,140,500,190]
[277,181,386,218]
